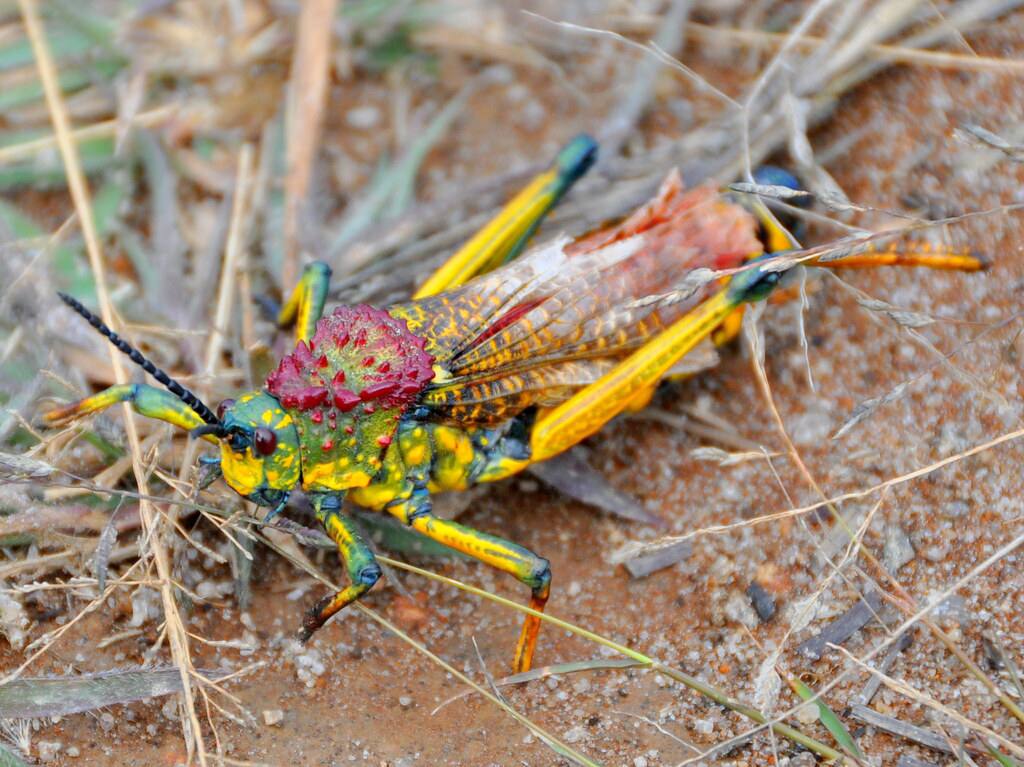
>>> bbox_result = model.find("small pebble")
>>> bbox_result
[37,741,62,762]
[746,581,776,622]
[633,757,648,767]
[66,746,80,758]
[694,718,714,735]
[789,752,817,767]
[515,99,547,132]
[883,524,916,571]
[942,499,971,519]
[262,709,284,726]
[796,703,819,725]
[563,725,586,744]
[100,712,116,732]
[724,590,758,629]
[346,106,381,130]
[161,699,178,722]
[398,696,413,709]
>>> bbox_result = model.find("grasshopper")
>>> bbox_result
[46,135,982,672]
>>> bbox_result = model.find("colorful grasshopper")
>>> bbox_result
[46,135,982,673]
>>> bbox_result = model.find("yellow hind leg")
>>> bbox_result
[388,493,550,673]
[413,135,597,298]
[277,261,332,343]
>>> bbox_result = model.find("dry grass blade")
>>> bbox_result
[597,0,693,155]
[527,449,663,525]
[238,498,1024,752]
[984,636,1024,704]
[282,0,337,288]
[837,645,1024,759]
[16,1,208,762]
[0,104,175,165]
[329,80,473,265]
[957,123,1024,160]
[0,666,229,719]
[683,20,1024,72]
[0,743,29,767]
[626,423,1024,555]
[853,631,913,707]
[0,451,57,479]
[849,703,967,755]
[527,12,739,111]
[431,658,644,714]
[356,604,604,766]
[205,143,253,377]
[675,527,1024,764]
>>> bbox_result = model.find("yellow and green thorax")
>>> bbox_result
[265,305,436,492]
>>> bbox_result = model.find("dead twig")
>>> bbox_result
[282,0,338,289]
[18,1,209,762]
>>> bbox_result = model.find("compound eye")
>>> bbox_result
[228,430,248,453]
[253,427,277,456]
[216,398,236,421]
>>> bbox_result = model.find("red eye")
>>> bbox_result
[216,399,236,421]
[253,427,277,456]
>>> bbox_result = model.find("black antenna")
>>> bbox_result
[57,292,222,428]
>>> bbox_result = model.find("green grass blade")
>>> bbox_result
[0,136,116,189]
[0,742,29,767]
[329,86,467,256]
[91,176,127,236]
[0,27,95,71]
[785,673,863,760]
[986,743,1021,767]
[48,0,121,55]
[0,57,122,112]
[0,199,94,300]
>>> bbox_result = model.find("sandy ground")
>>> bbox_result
[2,4,1023,767]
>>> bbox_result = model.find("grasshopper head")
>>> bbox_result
[213,392,301,507]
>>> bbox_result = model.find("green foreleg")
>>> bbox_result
[44,383,214,441]
[300,493,382,641]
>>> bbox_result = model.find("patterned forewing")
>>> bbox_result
[392,172,761,425]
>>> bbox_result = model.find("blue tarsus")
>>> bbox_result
[262,492,291,525]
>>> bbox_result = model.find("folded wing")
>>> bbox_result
[387,172,761,426]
